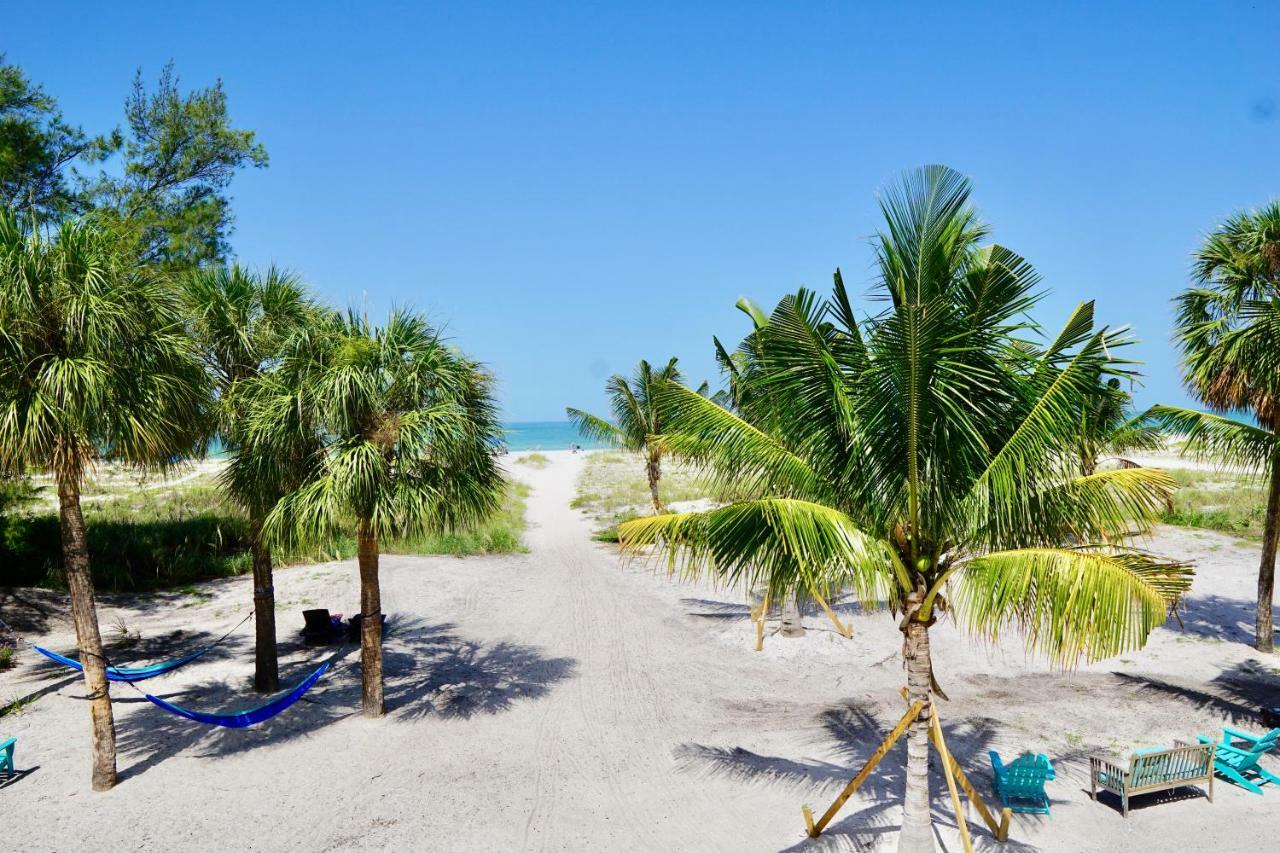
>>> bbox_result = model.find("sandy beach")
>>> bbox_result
[3,449,1279,852]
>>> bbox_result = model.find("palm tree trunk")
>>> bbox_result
[357,521,385,717]
[249,517,279,692]
[57,473,117,791]
[780,591,806,637]
[900,610,935,852]
[1256,454,1280,652]
[646,450,662,514]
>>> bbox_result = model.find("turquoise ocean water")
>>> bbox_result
[503,421,606,451]
[209,421,602,456]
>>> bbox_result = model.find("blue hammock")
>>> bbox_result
[144,661,331,729]
[33,644,215,683]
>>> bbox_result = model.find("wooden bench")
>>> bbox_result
[1089,742,1214,817]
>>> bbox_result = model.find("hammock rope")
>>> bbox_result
[31,611,254,683]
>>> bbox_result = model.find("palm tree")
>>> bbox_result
[0,211,206,790]
[256,309,504,717]
[618,166,1190,851]
[181,264,321,691]
[1077,378,1164,476]
[1152,201,1280,651]
[567,357,682,513]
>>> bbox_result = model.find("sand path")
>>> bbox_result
[4,450,1280,852]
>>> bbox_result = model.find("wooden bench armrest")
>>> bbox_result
[1089,754,1126,778]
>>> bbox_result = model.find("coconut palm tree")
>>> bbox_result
[256,308,503,717]
[181,264,322,691]
[0,211,206,790]
[619,166,1191,851]
[1151,201,1280,651]
[567,357,682,514]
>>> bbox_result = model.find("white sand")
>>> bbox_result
[3,450,1279,852]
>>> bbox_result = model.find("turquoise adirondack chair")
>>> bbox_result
[0,737,14,775]
[990,750,1055,814]
[1197,727,1280,795]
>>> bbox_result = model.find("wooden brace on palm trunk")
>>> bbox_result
[800,698,1011,848]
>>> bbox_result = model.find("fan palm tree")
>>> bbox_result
[181,264,322,691]
[256,308,504,717]
[1151,201,1280,651]
[618,166,1190,851]
[0,211,206,790]
[567,357,682,513]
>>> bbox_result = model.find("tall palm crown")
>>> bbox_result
[0,214,207,476]
[619,166,1190,851]
[181,263,322,691]
[0,211,207,791]
[567,357,682,513]
[256,308,504,716]
[1154,201,1280,651]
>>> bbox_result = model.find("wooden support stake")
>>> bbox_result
[803,700,925,838]
[755,591,769,652]
[930,710,974,853]
[811,590,852,638]
[926,722,1011,842]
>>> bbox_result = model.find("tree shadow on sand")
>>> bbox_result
[1170,593,1278,644]
[676,699,1042,852]
[112,616,575,782]
[1112,660,1280,726]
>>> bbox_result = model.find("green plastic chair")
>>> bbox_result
[990,750,1055,814]
[0,737,14,774]
[1197,728,1280,795]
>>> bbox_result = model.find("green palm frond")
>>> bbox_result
[953,546,1192,665]
[1147,405,1278,473]
[565,407,627,448]
[649,381,829,502]
[618,498,894,604]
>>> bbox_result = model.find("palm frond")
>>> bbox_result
[1147,405,1278,473]
[953,546,1192,665]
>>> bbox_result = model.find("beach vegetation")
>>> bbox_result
[255,309,506,718]
[619,165,1191,851]
[0,211,209,791]
[567,358,684,513]
[1153,200,1280,651]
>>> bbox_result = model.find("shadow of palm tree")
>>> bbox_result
[111,615,575,782]
[677,698,1041,852]
[1112,659,1280,725]
[1171,593,1276,644]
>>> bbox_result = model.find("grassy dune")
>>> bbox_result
[0,469,529,592]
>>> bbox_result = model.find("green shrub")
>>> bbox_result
[0,477,530,591]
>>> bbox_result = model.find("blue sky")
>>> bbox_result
[8,2,1279,420]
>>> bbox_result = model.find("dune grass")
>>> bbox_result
[516,452,551,469]
[1161,467,1270,540]
[572,451,720,541]
[0,469,530,592]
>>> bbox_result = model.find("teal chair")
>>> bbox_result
[0,737,14,775]
[1197,727,1280,795]
[990,750,1055,814]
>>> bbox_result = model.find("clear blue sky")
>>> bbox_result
[8,2,1279,420]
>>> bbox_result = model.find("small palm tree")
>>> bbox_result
[181,264,322,691]
[1077,378,1164,476]
[567,357,682,513]
[257,309,504,717]
[0,211,206,790]
[1152,201,1280,651]
[619,166,1190,850]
